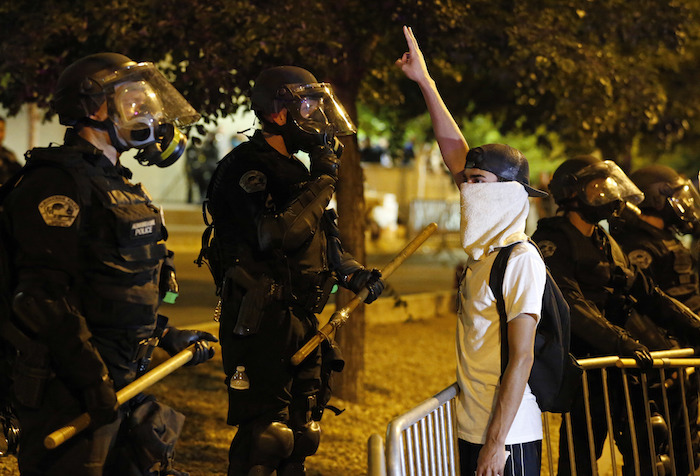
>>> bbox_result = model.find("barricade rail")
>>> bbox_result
[368,348,699,476]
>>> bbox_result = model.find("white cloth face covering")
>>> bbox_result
[459,181,530,261]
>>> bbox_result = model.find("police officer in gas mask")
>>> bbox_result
[609,164,700,474]
[206,66,384,476]
[533,155,700,476]
[0,53,217,475]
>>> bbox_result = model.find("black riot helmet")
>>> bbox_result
[630,165,700,234]
[250,66,356,154]
[548,155,644,224]
[51,53,200,167]
[464,144,548,197]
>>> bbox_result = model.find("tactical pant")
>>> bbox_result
[13,326,177,476]
[220,296,323,475]
[14,375,126,476]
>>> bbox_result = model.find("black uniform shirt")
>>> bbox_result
[3,132,165,328]
[533,216,636,356]
[611,218,700,312]
[208,130,329,281]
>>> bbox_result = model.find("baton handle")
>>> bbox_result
[291,222,438,366]
[44,344,197,449]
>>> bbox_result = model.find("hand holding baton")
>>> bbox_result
[44,343,200,449]
[291,222,438,366]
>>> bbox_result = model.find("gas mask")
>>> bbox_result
[98,62,200,166]
[275,83,355,154]
[573,161,644,224]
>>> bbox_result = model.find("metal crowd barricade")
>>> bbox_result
[368,349,699,476]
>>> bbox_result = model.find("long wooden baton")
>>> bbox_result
[291,222,438,366]
[44,343,199,449]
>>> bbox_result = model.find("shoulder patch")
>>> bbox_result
[628,249,653,269]
[538,240,557,258]
[38,195,79,227]
[239,170,267,193]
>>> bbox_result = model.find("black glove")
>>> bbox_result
[159,328,218,366]
[310,146,340,181]
[347,268,385,304]
[82,374,119,428]
[619,336,654,371]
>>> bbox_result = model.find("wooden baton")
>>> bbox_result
[291,222,438,366]
[44,343,199,449]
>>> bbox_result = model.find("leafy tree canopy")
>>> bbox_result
[2,0,699,170]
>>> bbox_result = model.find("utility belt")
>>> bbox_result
[225,266,335,336]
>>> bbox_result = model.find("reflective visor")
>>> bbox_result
[669,180,700,223]
[577,160,644,206]
[99,62,200,129]
[111,80,163,133]
[286,83,356,136]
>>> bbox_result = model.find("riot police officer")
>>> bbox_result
[532,156,700,475]
[0,53,217,476]
[206,66,384,476]
[610,164,700,474]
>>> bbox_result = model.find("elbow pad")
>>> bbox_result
[13,291,109,390]
[258,176,335,251]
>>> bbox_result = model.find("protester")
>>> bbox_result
[397,25,547,476]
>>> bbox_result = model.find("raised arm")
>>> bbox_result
[395,25,469,182]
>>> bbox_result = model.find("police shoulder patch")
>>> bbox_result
[628,249,653,269]
[538,240,557,258]
[38,195,79,227]
[239,170,267,193]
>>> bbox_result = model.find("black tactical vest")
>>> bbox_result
[23,146,167,327]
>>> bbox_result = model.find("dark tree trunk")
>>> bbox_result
[324,75,367,402]
[334,135,366,403]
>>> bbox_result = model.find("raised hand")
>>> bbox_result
[395,25,431,84]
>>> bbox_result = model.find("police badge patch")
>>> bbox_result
[239,170,267,193]
[538,240,557,258]
[628,249,653,269]
[38,195,79,227]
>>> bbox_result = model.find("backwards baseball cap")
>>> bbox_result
[464,143,548,198]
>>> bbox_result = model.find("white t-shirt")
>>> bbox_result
[456,241,545,445]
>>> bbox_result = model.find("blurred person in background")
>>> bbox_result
[0,116,22,184]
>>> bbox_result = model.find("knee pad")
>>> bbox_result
[289,421,321,459]
[250,421,294,467]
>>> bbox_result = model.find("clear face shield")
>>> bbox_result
[668,179,700,226]
[101,62,200,166]
[578,161,645,207]
[284,83,356,138]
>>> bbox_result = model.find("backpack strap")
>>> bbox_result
[489,242,519,375]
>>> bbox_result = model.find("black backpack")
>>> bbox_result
[489,240,583,413]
